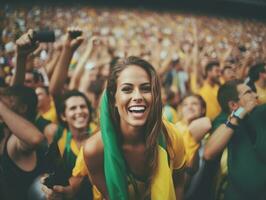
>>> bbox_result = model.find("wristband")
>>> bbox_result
[225,120,238,131]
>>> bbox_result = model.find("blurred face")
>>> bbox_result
[24,73,35,88]
[237,84,258,108]
[223,67,236,82]
[35,87,50,109]
[62,96,89,130]
[115,65,152,130]
[181,96,204,123]
[209,66,221,84]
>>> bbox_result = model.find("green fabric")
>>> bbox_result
[100,91,128,200]
[100,91,169,200]
[227,104,266,199]
[35,116,51,132]
[212,112,227,132]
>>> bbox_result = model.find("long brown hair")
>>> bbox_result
[106,56,172,198]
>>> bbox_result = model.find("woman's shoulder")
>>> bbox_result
[83,131,104,171]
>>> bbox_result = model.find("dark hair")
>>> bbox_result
[248,63,265,82]
[217,79,243,114]
[205,61,219,77]
[56,90,92,127]
[2,85,38,122]
[26,69,43,84]
[247,63,266,92]
[181,93,207,117]
[106,56,171,197]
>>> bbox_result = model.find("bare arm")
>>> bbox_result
[0,101,44,152]
[203,122,235,160]
[45,45,61,79]
[68,37,98,90]
[188,117,212,143]
[49,29,84,97]
[83,132,109,199]
[12,29,39,86]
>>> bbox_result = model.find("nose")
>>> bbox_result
[76,106,83,113]
[132,89,143,102]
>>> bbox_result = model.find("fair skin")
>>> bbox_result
[222,67,236,82]
[61,96,89,141]
[204,84,258,160]
[181,96,211,143]
[115,65,152,138]
[181,96,203,124]
[35,87,51,113]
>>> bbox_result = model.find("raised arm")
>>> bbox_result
[0,100,44,152]
[12,29,39,86]
[45,42,62,79]
[204,101,256,160]
[69,37,98,90]
[49,29,84,97]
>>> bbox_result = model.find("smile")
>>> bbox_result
[128,105,146,113]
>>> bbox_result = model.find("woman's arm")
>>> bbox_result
[0,101,44,152]
[83,132,109,199]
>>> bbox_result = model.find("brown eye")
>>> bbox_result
[141,85,151,92]
[121,86,132,93]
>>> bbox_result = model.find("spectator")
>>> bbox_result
[204,79,266,199]
[82,56,186,199]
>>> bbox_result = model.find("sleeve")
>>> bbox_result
[182,130,200,166]
[72,147,88,177]
[164,120,186,170]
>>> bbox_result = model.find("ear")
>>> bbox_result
[228,100,239,112]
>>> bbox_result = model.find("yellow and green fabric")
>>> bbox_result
[73,91,186,200]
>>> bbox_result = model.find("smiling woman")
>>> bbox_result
[41,90,97,199]
[79,56,186,200]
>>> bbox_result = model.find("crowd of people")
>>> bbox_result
[0,4,266,200]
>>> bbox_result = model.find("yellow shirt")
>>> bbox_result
[198,81,221,121]
[73,120,186,200]
[175,121,200,167]
[41,100,58,123]
[255,82,266,104]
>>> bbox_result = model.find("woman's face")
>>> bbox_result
[181,96,203,123]
[115,65,152,130]
[62,96,89,130]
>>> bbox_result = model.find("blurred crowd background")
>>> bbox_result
[1,3,266,93]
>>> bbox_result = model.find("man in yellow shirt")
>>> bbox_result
[198,61,221,121]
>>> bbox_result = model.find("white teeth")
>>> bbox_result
[128,106,146,112]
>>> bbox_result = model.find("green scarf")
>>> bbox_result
[100,91,128,200]
[100,91,176,200]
